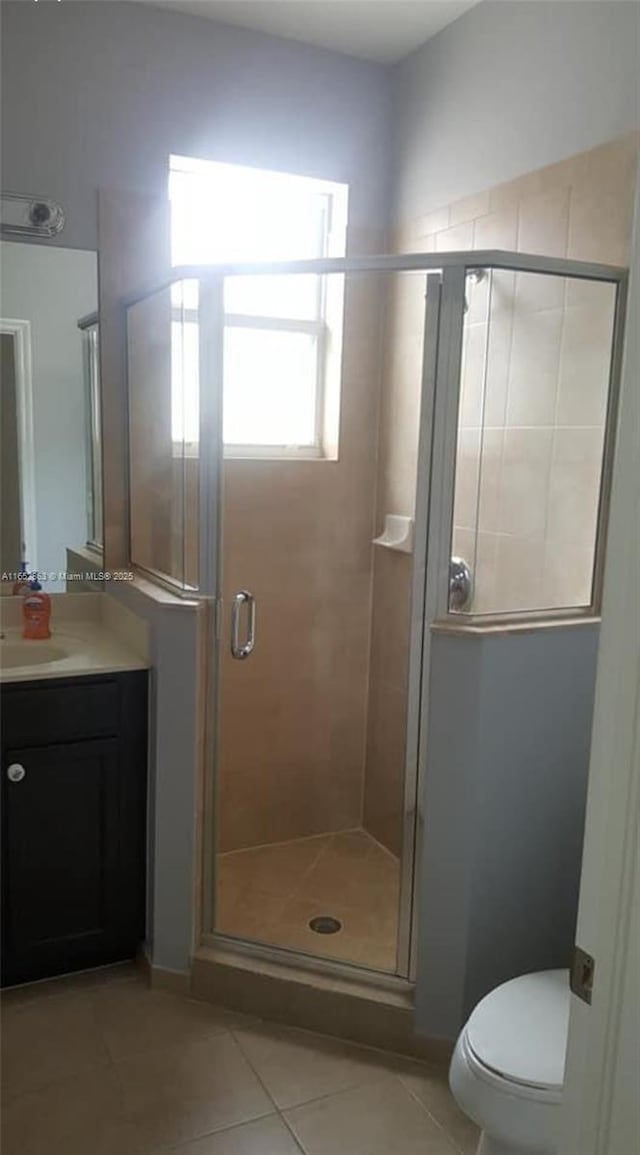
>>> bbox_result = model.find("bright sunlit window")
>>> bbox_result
[169,155,348,455]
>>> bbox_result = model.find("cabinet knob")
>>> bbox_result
[7,763,26,783]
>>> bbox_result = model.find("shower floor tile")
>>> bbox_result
[215,830,400,972]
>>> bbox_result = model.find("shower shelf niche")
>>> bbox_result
[373,514,414,554]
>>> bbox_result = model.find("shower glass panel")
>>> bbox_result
[450,267,619,615]
[127,279,200,590]
[213,268,433,975]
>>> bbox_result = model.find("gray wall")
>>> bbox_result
[415,626,599,1040]
[0,0,391,251]
[393,0,640,222]
[111,584,202,974]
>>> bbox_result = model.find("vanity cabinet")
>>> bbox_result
[1,671,148,986]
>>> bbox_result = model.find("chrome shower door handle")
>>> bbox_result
[230,590,256,659]
[449,557,473,612]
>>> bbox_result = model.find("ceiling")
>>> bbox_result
[129,1,480,64]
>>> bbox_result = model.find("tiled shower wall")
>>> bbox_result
[217,273,385,853]
[364,132,638,854]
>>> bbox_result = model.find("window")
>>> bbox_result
[169,156,348,456]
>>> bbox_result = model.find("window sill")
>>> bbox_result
[171,444,338,463]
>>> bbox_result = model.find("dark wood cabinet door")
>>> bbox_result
[1,739,124,984]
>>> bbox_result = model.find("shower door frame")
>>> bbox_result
[123,249,627,989]
[196,257,460,987]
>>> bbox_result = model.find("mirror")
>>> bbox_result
[0,241,102,593]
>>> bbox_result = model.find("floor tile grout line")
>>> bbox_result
[278,1112,310,1154]
[217,830,339,913]
[225,1022,292,1115]
[397,1072,470,1155]
[228,1020,397,1117]
[162,1107,282,1152]
[108,1027,279,1150]
[277,1072,406,1117]
[283,830,342,906]
[218,829,348,860]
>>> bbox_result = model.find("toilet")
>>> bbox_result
[449,969,570,1155]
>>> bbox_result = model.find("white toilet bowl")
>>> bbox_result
[449,969,570,1155]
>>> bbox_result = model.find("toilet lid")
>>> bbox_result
[466,969,570,1091]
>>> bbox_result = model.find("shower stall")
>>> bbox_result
[124,249,626,984]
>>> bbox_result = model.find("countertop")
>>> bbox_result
[0,593,149,684]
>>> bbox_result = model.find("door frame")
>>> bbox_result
[0,317,37,570]
[559,176,640,1155]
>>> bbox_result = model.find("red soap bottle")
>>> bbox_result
[22,579,52,640]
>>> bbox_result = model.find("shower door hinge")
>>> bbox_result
[570,944,595,1005]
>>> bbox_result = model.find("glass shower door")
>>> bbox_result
[210,267,441,977]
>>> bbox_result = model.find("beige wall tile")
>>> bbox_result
[567,183,634,266]
[391,133,636,618]
[473,204,519,251]
[506,307,563,427]
[367,549,412,694]
[452,527,476,569]
[546,428,604,550]
[556,299,616,427]
[415,205,450,237]
[494,531,546,613]
[449,190,491,227]
[517,186,570,258]
[453,427,481,530]
[487,177,521,216]
[513,269,566,313]
[477,428,504,534]
[567,141,637,265]
[542,537,595,609]
[459,322,487,429]
[483,303,513,428]
[499,428,554,537]
[218,290,381,850]
[436,221,474,252]
[364,674,408,857]
[468,531,499,614]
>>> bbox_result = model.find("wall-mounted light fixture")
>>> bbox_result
[0,193,65,239]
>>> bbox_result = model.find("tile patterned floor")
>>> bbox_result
[216,829,400,971]
[1,966,480,1155]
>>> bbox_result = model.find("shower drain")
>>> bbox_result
[309,915,342,935]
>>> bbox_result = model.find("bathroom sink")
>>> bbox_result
[0,641,69,669]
